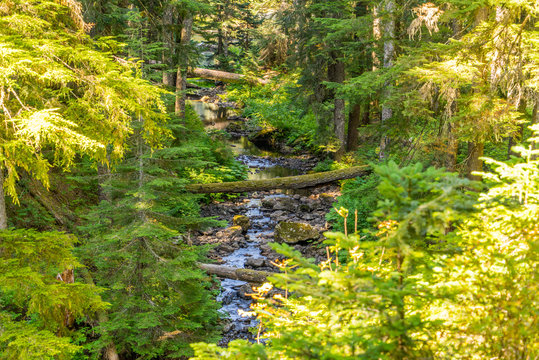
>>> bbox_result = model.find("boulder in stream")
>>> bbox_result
[274,221,319,244]
[273,197,296,212]
[233,215,251,233]
[245,258,265,268]
[216,226,243,240]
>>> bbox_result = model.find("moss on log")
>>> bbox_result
[198,263,274,283]
[186,165,370,194]
[187,68,269,85]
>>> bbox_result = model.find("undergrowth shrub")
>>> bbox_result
[227,75,319,152]
[326,173,380,237]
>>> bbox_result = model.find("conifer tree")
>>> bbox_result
[0,0,169,227]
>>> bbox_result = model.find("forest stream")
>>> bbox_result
[189,98,339,345]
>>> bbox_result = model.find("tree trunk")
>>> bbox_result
[175,17,193,118]
[446,122,458,172]
[334,96,346,159]
[56,268,75,329]
[327,52,346,159]
[372,5,381,71]
[347,103,361,152]
[467,141,484,180]
[162,6,175,87]
[185,166,370,194]
[217,28,224,56]
[0,169,7,230]
[198,263,273,283]
[379,0,395,160]
[188,68,269,85]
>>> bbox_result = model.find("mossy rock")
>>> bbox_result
[274,222,319,244]
[226,121,244,132]
[233,215,251,233]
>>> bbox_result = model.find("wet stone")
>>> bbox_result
[245,258,265,268]
[239,284,254,299]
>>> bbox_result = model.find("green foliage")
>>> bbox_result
[77,106,230,359]
[227,75,319,151]
[193,127,539,359]
[192,162,477,359]
[0,229,107,359]
[326,173,380,236]
[440,124,539,359]
[0,0,168,203]
[79,222,221,359]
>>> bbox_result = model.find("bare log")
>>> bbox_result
[198,263,274,283]
[188,67,269,85]
[186,165,370,194]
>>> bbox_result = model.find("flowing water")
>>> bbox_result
[190,99,298,343]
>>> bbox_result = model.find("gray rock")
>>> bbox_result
[261,198,276,209]
[245,258,265,268]
[301,213,316,221]
[239,284,253,299]
[274,221,320,244]
[273,197,296,212]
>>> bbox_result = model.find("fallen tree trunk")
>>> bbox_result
[188,67,269,85]
[186,165,370,194]
[198,263,274,283]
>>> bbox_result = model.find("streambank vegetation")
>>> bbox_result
[0,0,538,359]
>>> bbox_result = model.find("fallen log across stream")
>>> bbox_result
[198,263,274,283]
[186,165,370,194]
[188,67,269,85]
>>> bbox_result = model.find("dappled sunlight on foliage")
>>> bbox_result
[192,131,539,358]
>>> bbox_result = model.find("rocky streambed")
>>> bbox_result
[194,185,340,344]
[189,89,341,345]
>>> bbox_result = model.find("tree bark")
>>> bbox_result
[185,166,370,194]
[467,141,484,180]
[198,263,273,283]
[379,0,395,160]
[327,51,346,159]
[0,169,7,230]
[347,103,361,152]
[175,17,193,118]
[446,122,458,172]
[162,6,175,87]
[188,68,269,85]
[372,5,381,71]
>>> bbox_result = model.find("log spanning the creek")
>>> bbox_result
[198,263,274,283]
[188,67,269,85]
[186,165,371,194]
